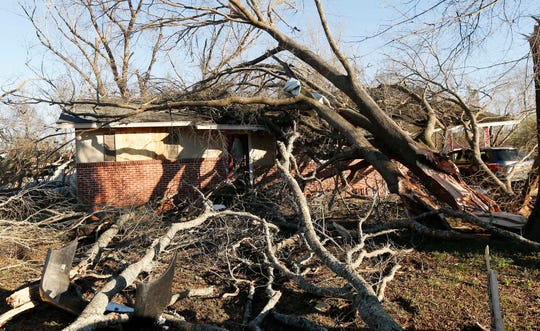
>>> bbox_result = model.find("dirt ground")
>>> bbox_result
[0,234,539,331]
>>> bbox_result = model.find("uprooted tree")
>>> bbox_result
[2,0,540,330]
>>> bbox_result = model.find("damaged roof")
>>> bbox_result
[368,85,519,135]
[56,102,267,131]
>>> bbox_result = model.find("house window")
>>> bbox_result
[164,129,181,160]
[103,131,116,161]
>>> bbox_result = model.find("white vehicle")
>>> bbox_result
[448,147,533,181]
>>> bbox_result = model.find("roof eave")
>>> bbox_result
[434,119,520,133]
[57,121,194,129]
[195,124,267,131]
[57,121,267,131]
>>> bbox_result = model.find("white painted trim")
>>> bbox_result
[58,121,267,131]
[248,133,254,186]
[476,120,519,128]
[57,121,194,129]
[195,124,266,131]
[433,120,520,133]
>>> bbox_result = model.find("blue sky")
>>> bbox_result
[0,0,34,82]
[0,1,405,83]
[0,0,535,126]
[325,1,537,81]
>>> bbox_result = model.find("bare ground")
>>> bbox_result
[0,233,539,331]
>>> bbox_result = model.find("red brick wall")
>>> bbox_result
[77,158,227,207]
[300,161,390,197]
[78,158,389,208]
[253,161,389,198]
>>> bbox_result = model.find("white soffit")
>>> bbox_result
[433,120,520,133]
[195,124,266,131]
[58,121,194,129]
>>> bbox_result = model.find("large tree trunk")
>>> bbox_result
[524,19,540,241]
[228,0,514,227]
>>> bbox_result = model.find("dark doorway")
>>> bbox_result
[226,134,249,183]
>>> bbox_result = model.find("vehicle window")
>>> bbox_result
[463,150,473,161]
[492,149,519,161]
[449,151,460,161]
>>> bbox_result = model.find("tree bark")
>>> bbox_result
[227,1,507,223]
[64,210,218,331]
[274,134,403,331]
[525,19,540,241]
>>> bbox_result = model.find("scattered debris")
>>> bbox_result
[0,240,177,328]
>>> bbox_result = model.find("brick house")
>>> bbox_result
[57,104,276,207]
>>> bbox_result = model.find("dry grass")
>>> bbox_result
[0,192,539,330]
[385,238,540,330]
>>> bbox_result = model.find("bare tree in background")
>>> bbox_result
[0,104,65,189]
[23,0,158,99]
[20,0,271,100]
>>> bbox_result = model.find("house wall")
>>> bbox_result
[77,158,227,207]
[252,160,390,199]
[75,127,275,207]
[75,130,106,163]
[301,161,390,197]
[75,127,384,207]
[115,128,170,161]
[250,132,275,167]
[75,127,225,162]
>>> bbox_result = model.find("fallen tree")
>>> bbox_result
[3,1,540,329]
[12,0,534,231]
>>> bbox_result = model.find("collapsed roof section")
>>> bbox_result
[368,84,520,136]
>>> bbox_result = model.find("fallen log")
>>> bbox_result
[6,283,40,309]
[248,291,282,331]
[63,206,219,331]
[441,208,540,250]
[0,301,39,327]
[71,212,134,277]
[169,286,216,306]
